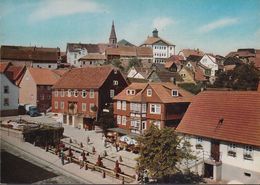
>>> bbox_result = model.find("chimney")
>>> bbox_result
[152,29,158,38]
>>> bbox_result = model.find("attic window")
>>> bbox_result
[172,90,179,97]
[147,89,152,97]
[127,89,135,95]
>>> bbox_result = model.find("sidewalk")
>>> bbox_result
[1,133,124,184]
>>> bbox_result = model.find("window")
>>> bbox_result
[61,90,65,97]
[130,103,141,112]
[89,103,94,112]
[142,104,146,113]
[54,101,58,109]
[68,89,71,97]
[122,101,126,110]
[122,116,126,125]
[82,90,87,98]
[74,90,78,97]
[82,103,86,111]
[147,89,152,97]
[227,143,237,157]
[60,101,64,109]
[126,89,135,95]
[71,90,74,97]
[113,80,118,85]
[142,121,146,130]
[153,121,161,129]
[48,95,51,100]
[170,47,172,50]
[54,91,58,97]
[90,89,94,98]
[110,89,115,98]
[74,53,77,59]
[117,101,121,110]
[172,90,179,96]
[197,137,203,143]
[48,65,51,68]
[244,145,253,160]
[181,73,186,77]
[3,86,9,94]
[117,115,121,124]
[4,98,9,106]
[150,104,161,114]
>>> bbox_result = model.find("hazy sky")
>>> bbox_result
[1,0,260,55]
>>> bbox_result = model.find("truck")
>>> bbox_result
[24,104,41,117]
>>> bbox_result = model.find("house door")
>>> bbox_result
[69,115,73,125]
[211,139,220,162]
[204,163,213,178]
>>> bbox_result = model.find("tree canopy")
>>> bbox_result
[127,57,142,70]
[214,63,260,90]
[136,125,195,181]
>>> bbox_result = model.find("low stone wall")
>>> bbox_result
[0,109,19,117]
[0,127,24,141]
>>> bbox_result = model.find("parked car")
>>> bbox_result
[28,106,41,117]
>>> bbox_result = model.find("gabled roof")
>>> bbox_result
[0,62,10,73]
[179,49,204,58]
[67,43,102,53]
[53,66,116,89]
[106,46,153,57]
[141,36,174,46]
[134,67,153,79]
[1,45,60,63]
[165,55,184,68]
[117,39,135,47]
[114,82,193,103]
[28,68,62,85]
[0,62,26,85]
[176,91,260,147]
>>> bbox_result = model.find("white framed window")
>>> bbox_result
[74,89,78,97]
[153,121,161,129]
[113,80,118,85]
[89,103,95,112]
[90,89,94,98]
[110,89,115,98]
[54,91,58,97]
[122,116,126,125]
[54,101,58,109]
[82,90,87,98]
[60,101,64,109]
[142,104,146,113]
[172,90,179,97]
[122,101,126,110]
[244,145,253,160]
[82,103,86,111]
[227,143,237,157]
[71,90,74,97]
[61,90,65,97]
[117,101,121,110]
[68,89,71,97]
[117,115,121,125]
[150,104,161,114]
[147,89,152,97]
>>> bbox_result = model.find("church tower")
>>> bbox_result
[109,21,117,46]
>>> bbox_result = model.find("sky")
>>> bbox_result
[1,0,260,55]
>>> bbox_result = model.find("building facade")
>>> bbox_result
[140,29,176,64]
[0,73,19,116]
[113,82,193,134]
[176,91,260,184]
[52,66,128,130]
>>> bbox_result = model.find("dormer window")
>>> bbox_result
[147,89,152,97]
[172,90,179,97]
[126,89,135,95]
[113,80,118,85]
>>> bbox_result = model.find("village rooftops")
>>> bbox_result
[114,82,193,103]
[28,68,62,85]
[0,45,60,63]
[176,90,260,147]
[106,46,153,57]
[66,43,106,53]
[179,49,204,58]
[53,66,120,89]
[141,36,174,46]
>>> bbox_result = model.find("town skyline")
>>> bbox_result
[1,0,260,56]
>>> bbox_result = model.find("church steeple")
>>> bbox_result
[109,21,117,46]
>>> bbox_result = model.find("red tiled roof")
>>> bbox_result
[1,45,60,63]
[79,53,106,60]
[141,36,174,46]
[106,46,152,57]
[28,68,61,85]
[179,49,204,58]
[53,66,115,89]
[164,55,184,68]
[0,62,10,73]
[0,62,26,85]
[176,91,260,147]
[114,82,193,103]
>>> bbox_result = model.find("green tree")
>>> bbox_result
[214,63,260,90]
[111,59,124,71]
[127,57,142,70]
[136,125,195,182]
